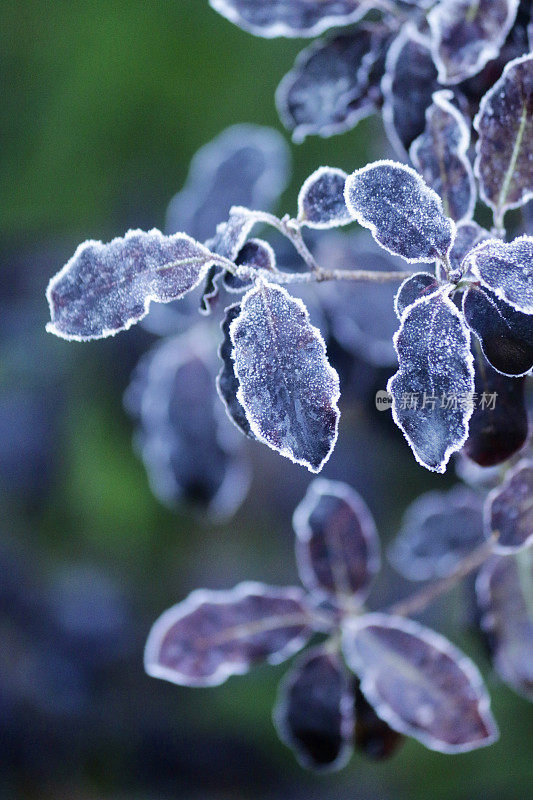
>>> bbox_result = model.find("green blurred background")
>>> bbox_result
[1,2,532,798]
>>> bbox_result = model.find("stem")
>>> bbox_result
[387,536,496,618]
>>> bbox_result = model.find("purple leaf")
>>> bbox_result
[381,24,439,157]
[216,303,255,439]
[410,90,476,223]
[464,236,533,314]
[428,0,519,84]
[209,0,371,39]
[485,459,533,553]
[298,167,351,229]
[389,486,484,581]
[448,220,491,274]
[344,161,455,264]
[273,647,353,771]
[342,612,499,753]
[223,238,276,293]
[476,550,533,700]
[462,286,533,377]
[230,281,340,472]
[46,230,221,341]
[394,272,440,319]
[276,28,387,142]
[474,54,533,224]
[144,582,314,687]
[387,290,475,472]
[292,478,380,604]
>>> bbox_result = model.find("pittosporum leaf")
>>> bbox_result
[297,167,351,229]
[394,272,440,320]
[209,0,371,39]
[342,613,499,753]
[410,90,476,223]
[230,281,340,473]
[45,230,221,341]
[166,124,290,241]
[344,161,456,263]
[462,286,533,377]
[124,329,250,520]
[273,647,353,771]
[223,238,276,293]
[216,303,255,439]
[381,24,439,157]
[474,54,533,223]
[427,0,519,84]
[292,478,380,605]
[353,678,404,760]
[388,486,484,581]
[276,28,387,142]
[448,220,491,275]
[476,550,533,701]
[463,343,528,467]
[485,459,533,553]
[387,290,475,472]
[144,582,314,687]
[464,236,533,314]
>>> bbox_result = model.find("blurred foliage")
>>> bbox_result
[1,2,532,799]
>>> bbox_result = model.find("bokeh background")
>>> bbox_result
[2,2,532,798]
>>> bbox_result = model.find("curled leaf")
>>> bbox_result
[394,272,440,319]
[298,167,351,229]
[410,90,476,223]
[145,582,313,687]
[344,161,455,263]
[485,459,533,553]
[387,290,475,473]
[46,230,220,341]
[230,281,340,472]
[292,478,380,605]
[274,647,353,771]
[223,238,276,293]
[476,550,533,700]
[474,53,533,224]
[389,486,484,581]
[209,0,371,39]
[276,28,387,142]
[342,612,499,753]
[464,236,533,314]
[428,0,519,84]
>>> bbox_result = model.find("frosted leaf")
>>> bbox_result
[353,678,404,760]
[428,0,519,84]
[209,0,371,39]
[223,238,276,293]
[345,161,455,263]
[476,550,533,700]
[388,486,484,581]
[463,344,528,467]
[273,647,353,771]
[474,54,533,222]
[230,282,340,472]
[462,286,533,377]
[292,478,380,605]
[485,459,533,553]
[342,613,499,753]
[166,125,290,241]
[124,329,250,520]
[410,90,476,223]
[448,221,491,274]
[298,167,351,229]
[45,230,221,341]
[387,290,475,473]
[144,582,313,688]
[464,236,533,314]
[276,28,388,142]
[381,24,439,158]
[394,272,440,319]
[199,266,224,315]
[216,303,255,439]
